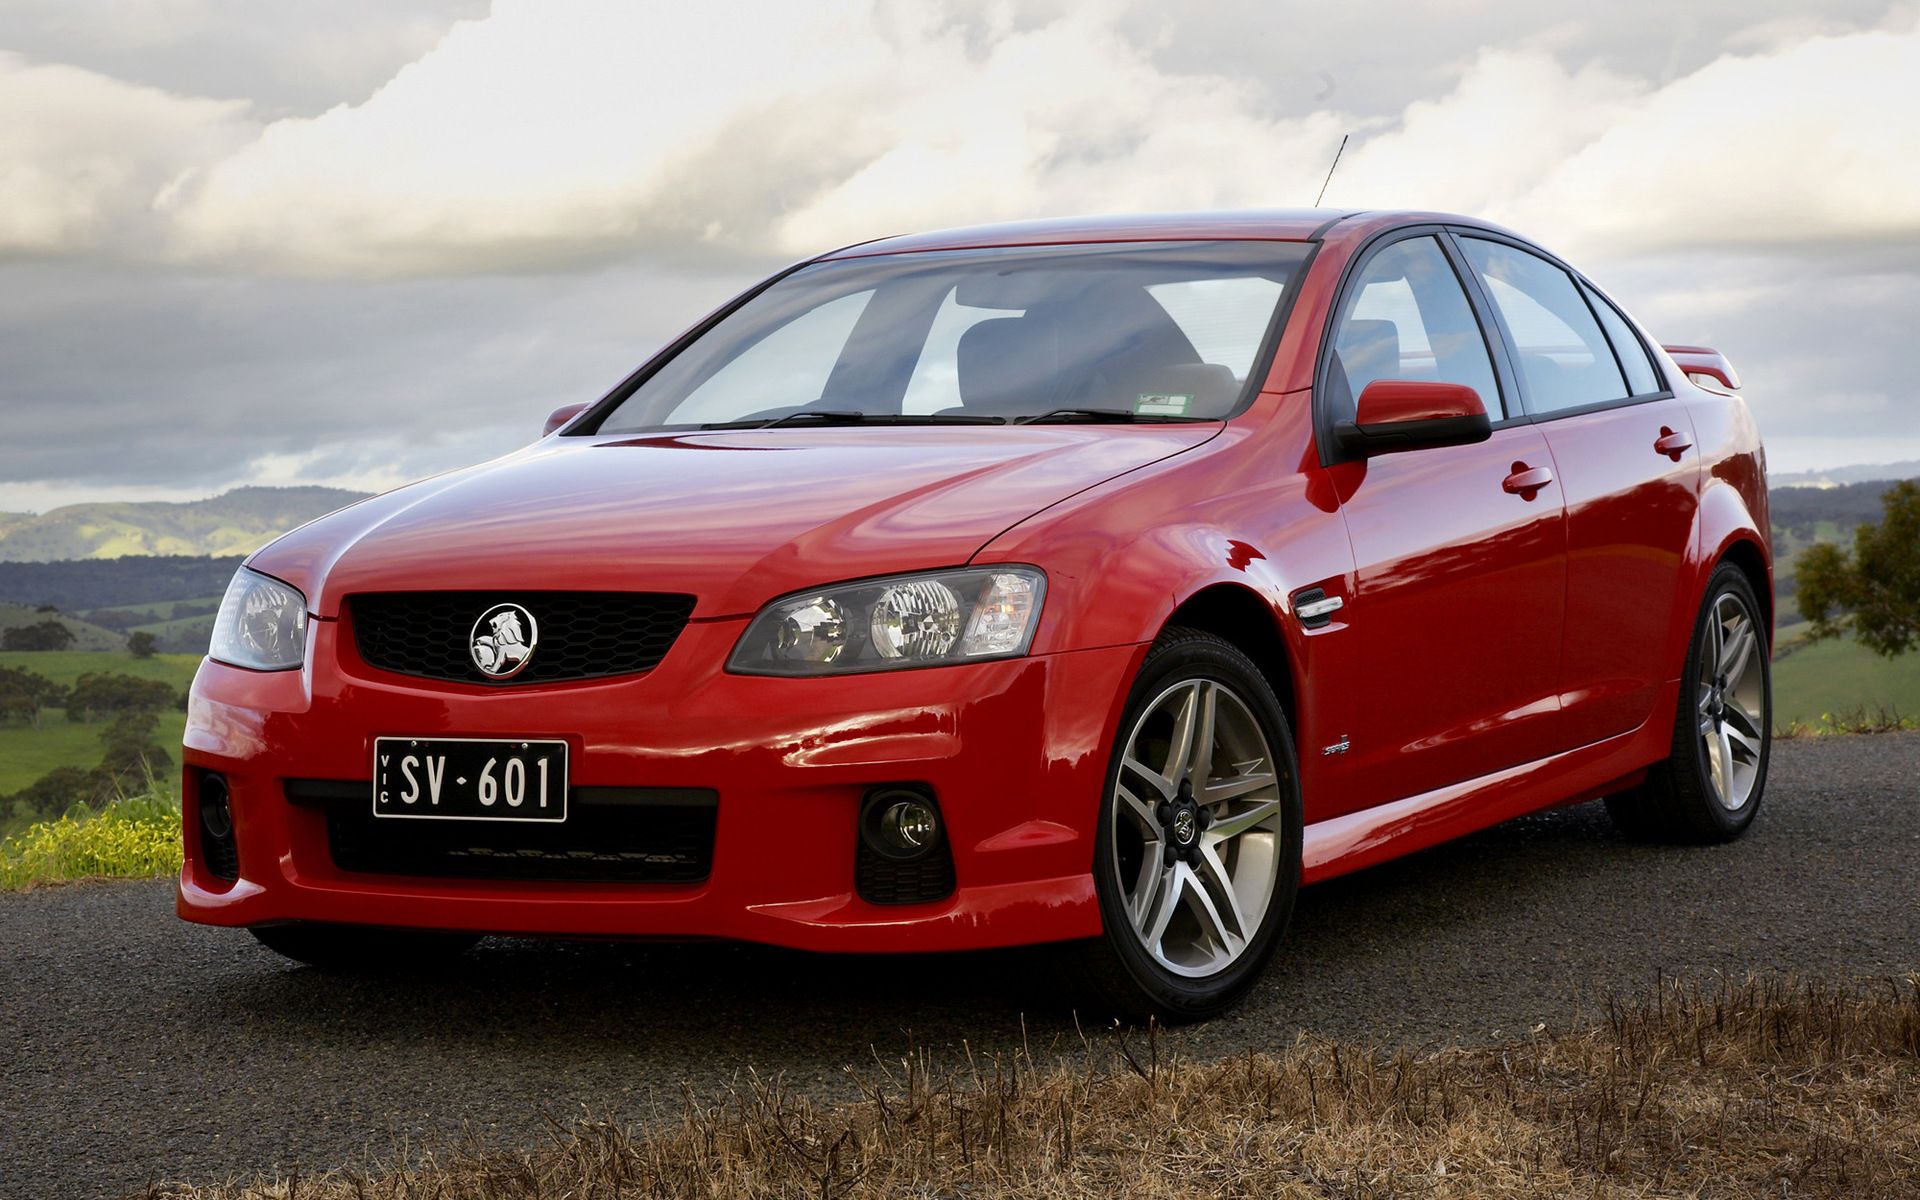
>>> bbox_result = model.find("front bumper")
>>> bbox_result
[177,615,1143,953]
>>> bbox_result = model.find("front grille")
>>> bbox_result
[287,779,717,884]
[348,591,695,685]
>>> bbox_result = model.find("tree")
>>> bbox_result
[7,766,104,818]
[127,631,158,658]
[97,709,171,787]
[0,665,65,727]
[64,672,179,721]
[2,620,76,651]
[1798,480,1920,657]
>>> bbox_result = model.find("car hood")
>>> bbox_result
[252,425,1220,618]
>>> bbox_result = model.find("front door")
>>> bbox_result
[1319,233,1568,813]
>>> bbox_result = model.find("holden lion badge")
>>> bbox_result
[470,603,538,679]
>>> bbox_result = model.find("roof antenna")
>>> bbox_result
[1314,133,1349,207]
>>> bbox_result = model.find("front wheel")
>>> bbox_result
[1072,628,1302,1023]
[1606,562,1771,842]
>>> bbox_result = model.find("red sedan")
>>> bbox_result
[179,209,1771,1020]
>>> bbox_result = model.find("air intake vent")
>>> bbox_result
[348,591,694,685]
[196,771,239,882]
[287,780,718,884]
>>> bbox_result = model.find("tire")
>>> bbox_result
[250,923,482,971]
[1069,627,1303,1024]
[1605,562,1771,843]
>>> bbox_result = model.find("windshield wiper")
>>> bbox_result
[700,410,1008,430]
[1015,408,1210,425]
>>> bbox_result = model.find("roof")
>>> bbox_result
[816,208,1365,259]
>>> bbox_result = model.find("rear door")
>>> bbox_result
[1320,231,1568,814]
[1456,235,1701,746]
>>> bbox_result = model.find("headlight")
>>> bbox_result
[729,567,1045,676]
[209,568,309,671]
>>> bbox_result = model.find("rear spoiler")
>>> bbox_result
[1662,344,1740,392]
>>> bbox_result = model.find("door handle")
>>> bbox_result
[1654,426,1694,459]
[1502,462,1554,497]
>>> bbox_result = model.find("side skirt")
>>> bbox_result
[1299,688,1675,886]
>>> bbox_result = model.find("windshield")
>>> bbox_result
[590,240,1312,432]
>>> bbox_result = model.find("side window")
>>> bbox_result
[1580,282,1661,396]
[1460,238,1627,415]
[1328,236,1502,424]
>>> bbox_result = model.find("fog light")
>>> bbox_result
[861,787,941,861]
[883,801,936,850]
[199,773,233,840]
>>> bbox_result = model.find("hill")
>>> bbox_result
[1771,460,1920,489]
[0,602,134,652]
[0,485,369,563]
[0,556,244,611]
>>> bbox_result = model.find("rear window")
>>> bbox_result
[593,241,1312,432]
[1461,238,1628,415]
[1581,282,1662,397]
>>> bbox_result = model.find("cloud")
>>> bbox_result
[1516,24,1920,258]
[0,255,757,503]
[0,51,250,255]
[3,3,1916,275]
[3,1,1919,506]
[0,0,489,116]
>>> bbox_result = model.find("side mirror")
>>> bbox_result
[1334,380,1491,457]
[543,403,589,437]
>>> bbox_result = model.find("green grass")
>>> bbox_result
[0,788,181,890]
[0,649,199,691]
[1772,635,1920,729]
[0,654,197,798]
[0,710,189,796]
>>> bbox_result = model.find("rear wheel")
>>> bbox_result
[1606,562,1771,842]
[1072,628,1302,1023]
[250,923,482,971]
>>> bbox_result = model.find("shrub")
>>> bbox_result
[2,619,76,651]
[0,789,181,889]
[7,766,110,818]
[97,709,171,781]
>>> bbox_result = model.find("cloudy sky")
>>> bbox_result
[2,0,1917,512]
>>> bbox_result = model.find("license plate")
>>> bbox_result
[373,737,568,822]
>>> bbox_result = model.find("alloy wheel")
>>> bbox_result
[1110,678,1285,978]
[1697,591,1767,811]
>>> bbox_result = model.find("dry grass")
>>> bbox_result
[141,976,1920,1199]
[1774,703,1919,739]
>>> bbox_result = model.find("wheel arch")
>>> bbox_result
[1161,582,1299,729]
[1694,470,1774,652]
[1716,535,1773,638]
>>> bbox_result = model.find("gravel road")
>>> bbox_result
[3,731,1916,1199]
